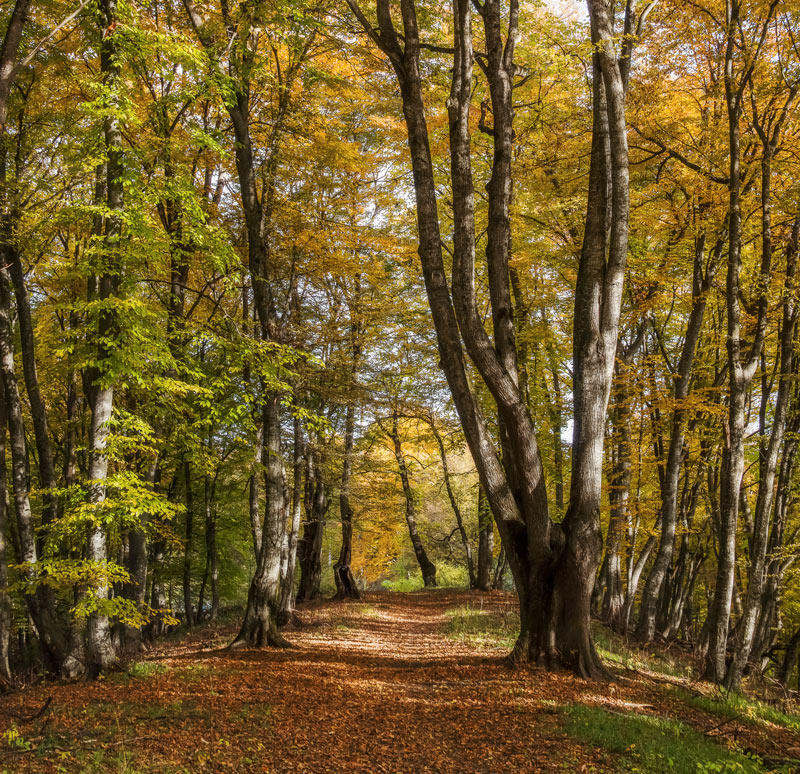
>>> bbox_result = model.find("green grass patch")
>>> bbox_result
[564,704,766,772]
[444,603,518,649]
[592,624,690,678]
[669,687,800,733]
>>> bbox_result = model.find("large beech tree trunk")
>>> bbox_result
[232,396,288,647]
[347,0,634,678]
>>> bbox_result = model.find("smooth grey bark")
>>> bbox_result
[603,328,645,630]
[636,233,724,642]
[0,377,10,681]
[232,395,289,647]
[334,278,363,601]
[249,426,264,559]
[750,410,800,667]
[0,271,73,673]
[389,409,436,587]
[82,0,126,673]
[7,248,58,530]
[346,0,634,678]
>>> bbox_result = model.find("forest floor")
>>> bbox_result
[1,590,800,773]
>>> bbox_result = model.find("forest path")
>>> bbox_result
[1,590,798,772]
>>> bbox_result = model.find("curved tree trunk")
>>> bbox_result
[390,409,436,587]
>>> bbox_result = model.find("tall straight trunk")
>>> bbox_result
[492,546,507,589]
[0,0,74,676]
[181,459,195,625]
[0,378,10,682]
[751,414,800,665]
[7,247,58,528]
[279,417,304,618]
[430,418,475,588]
[637,234,723,642]
[249,426,264,559]
[390,409,436,587]
[83,0,126,673]
[334,401,361,600]
[476,486,493,591]
[233,394,288,647]
[197,474,219,621]
[296,450,328,602]
[704,0,775,682]
[120,461,154,650]
[604,343,638,630]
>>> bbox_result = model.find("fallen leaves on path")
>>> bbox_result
[0,591,797,773]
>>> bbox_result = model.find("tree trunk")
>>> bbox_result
[726,212,798,690]
[779,626,800,689]
[492,545,507,590]
[279,417,304,619]
[182,458,195,626]
[334,401,361,600]
[0,378,10,682]
[249,426,264,559]
[296,449,328,602]
[390,409,436,587]
[476,486,494,591]
[232,395,289,648]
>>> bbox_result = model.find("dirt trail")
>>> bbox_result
[1,590,797,772]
